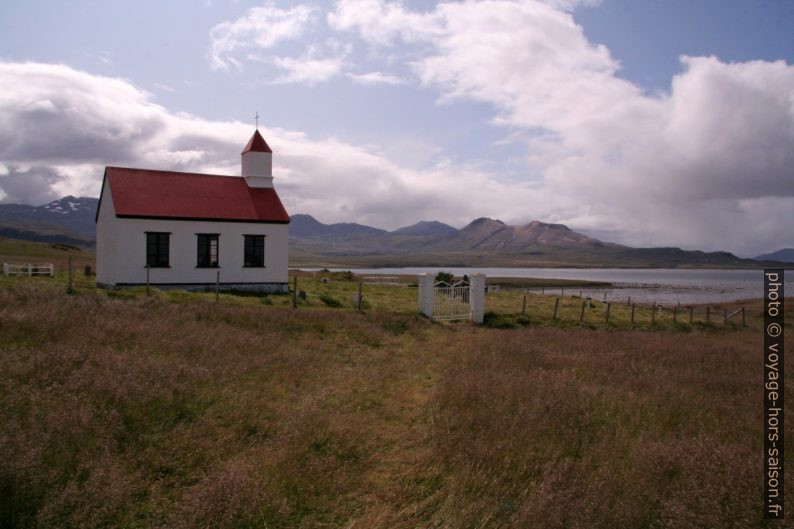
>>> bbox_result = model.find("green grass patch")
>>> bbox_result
[319,293,343,307]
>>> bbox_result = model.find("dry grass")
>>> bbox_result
[424,329,781,528]
[0,278,791,528]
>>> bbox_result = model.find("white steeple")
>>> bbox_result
[241,129,274,188]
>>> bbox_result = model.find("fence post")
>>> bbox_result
[579,300,586,322]
[673,305,678,323]
[651,304,656,324]
[604,301,611,322]
[630,304,635,323]
[418,274,435,318]
[216,270,220,301]
[67,256,73,294]
[469,274,486,324]
[292,275,298,308]
[742,307,746,327]
[561,288,564,298]
[553,297,560,320]
[28,264,33,277]
[627,295,631,306]
[522,295,527,316]
[541,287,544,295]
[357,282,363,311]
[706,306,710,323]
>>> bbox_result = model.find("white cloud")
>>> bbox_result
[347,71,404,85]
[208,3,317,70]
[271,46,347,85]
[328,0,442,45]
[208,4,349,85]
[5,0,794,260]
[0,61,546,231]
[153,82,175,93]
[541,0,602,10]
[325,0,794,255]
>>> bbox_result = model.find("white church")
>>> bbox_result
[95,130,290,292]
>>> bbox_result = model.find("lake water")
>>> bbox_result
[315,267,792,305]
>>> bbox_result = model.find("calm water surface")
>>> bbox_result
[316,267,792,305]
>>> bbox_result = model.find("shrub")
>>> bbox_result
[483,311,516,329]
[435,271,454,284]
[319,294,343,308]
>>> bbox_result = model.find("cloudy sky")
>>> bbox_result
[1,0,793,256]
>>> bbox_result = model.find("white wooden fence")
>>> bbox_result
[3,263,55,277]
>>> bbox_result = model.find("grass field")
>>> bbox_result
[0,236,94,276]
[0,254,792,527]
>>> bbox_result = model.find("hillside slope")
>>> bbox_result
[0,196,774,268]
[755,248,794,263]
[288,215,765,268]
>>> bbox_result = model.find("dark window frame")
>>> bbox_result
[146,232,170,268]
[196,233,220,268]
[243,234,266,268]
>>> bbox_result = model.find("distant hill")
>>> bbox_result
[290,214,387,238]
[432,218,610,253]
[0,195,98,237]
[288,213,766,268]
[0,196,97,247]
[0,196,776,268]
[0,220,93,247]
[392,220,457,237]
[0,235,90,261]
[755,248,794,263]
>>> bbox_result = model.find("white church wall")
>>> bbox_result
[95,181,117,286]
[97,182,288,289]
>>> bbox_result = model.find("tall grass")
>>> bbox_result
[0,282,790,528]
[424,329,778,528]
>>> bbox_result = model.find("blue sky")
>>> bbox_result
[1,0,792,256]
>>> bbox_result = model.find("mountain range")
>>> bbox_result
[289,214,609,255]
[288,214,771,268]
[754,248,794,263]
[0,197,790,267]
[0,196,97,246]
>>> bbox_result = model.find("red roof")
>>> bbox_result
[242,130,272,154]
[100,167,289,223]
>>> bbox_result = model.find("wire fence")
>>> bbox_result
[513,292,746,326]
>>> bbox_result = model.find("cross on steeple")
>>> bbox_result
[255,111,259,130]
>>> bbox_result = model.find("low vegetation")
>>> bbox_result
[0,257,791,527]
[0,236,92,270]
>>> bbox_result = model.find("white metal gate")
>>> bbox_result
[432,280,471,320]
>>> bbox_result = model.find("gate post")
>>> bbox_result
[418,273,434,318]
[469,273,485,324]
